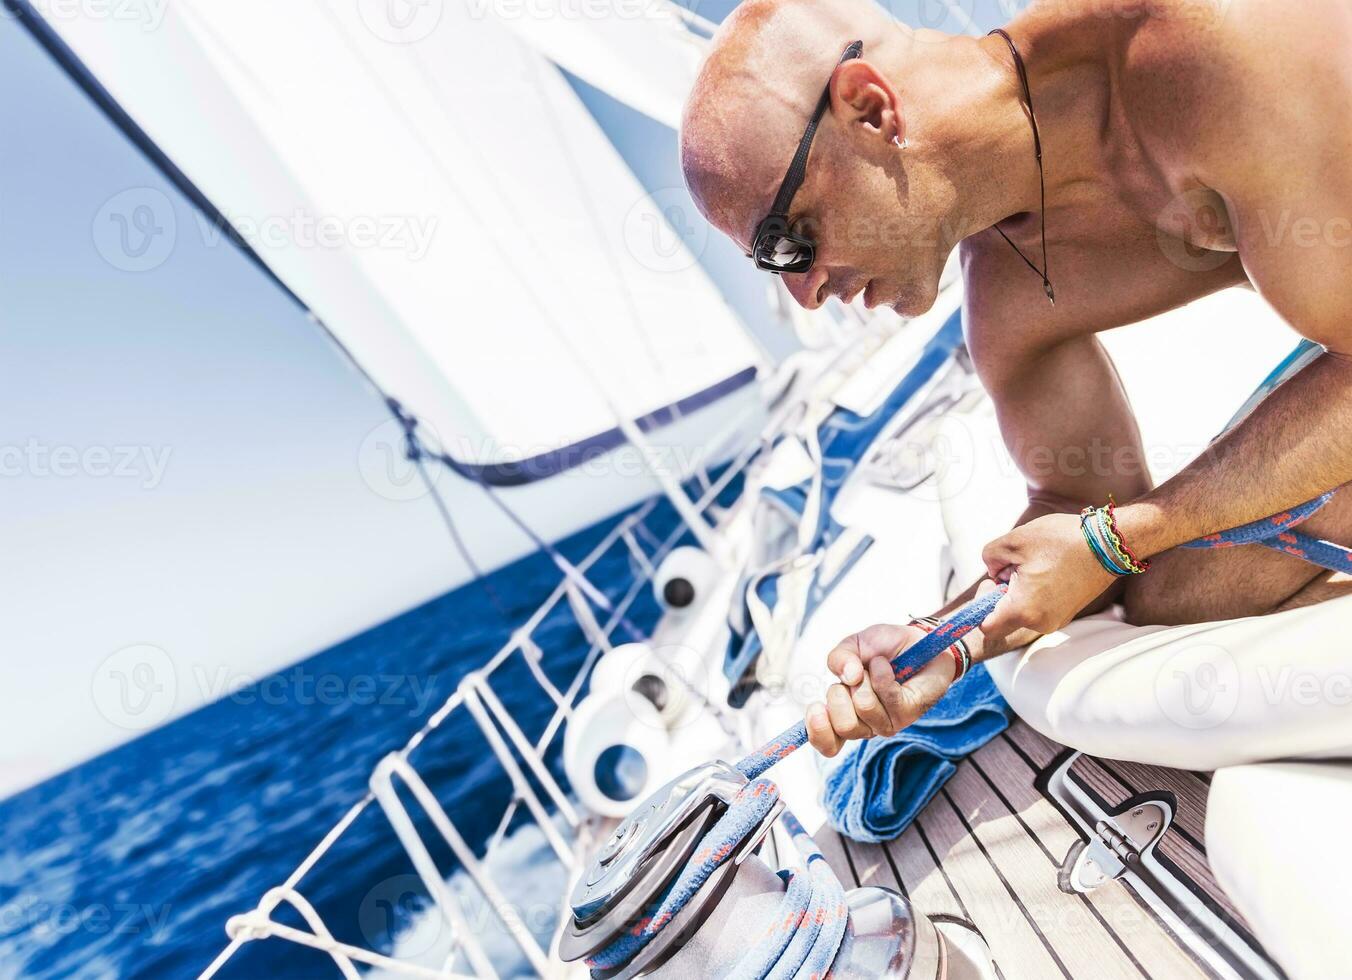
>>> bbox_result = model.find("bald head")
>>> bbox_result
[679,0,909,247]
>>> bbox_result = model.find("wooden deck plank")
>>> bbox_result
[971,738,1211,980]
[812,823,855,882]
[840,837,902,892]
[811,721,1253,979]
[916,780,1070,978]
[1004,721,1062,769]
[887,825,967,919]
[944,761,1145,980]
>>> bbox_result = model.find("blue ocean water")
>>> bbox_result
[0,498,697,979]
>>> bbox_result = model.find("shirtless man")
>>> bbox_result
[679,0,1352,757]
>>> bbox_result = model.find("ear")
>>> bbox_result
[829,59,905,149]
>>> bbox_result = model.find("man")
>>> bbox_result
[680,0,1352,757]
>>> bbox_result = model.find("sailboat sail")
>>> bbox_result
[36,0,761,474]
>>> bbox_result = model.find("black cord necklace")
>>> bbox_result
[988,28,1055,305]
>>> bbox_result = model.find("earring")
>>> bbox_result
[892,135,908,150]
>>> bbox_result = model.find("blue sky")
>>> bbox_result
[0,18,475,794]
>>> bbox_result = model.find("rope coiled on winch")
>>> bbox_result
[589,492,1349,978]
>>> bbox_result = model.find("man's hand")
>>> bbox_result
[979,511,1116,648]
[805,623,957,758]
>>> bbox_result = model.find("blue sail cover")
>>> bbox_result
[724,310,966,700]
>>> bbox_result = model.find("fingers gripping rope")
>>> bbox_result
[735,587,1007,782]
[590,494,1348,978]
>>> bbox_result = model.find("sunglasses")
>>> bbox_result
[749,40,863,276]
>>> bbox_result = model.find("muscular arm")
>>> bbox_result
[954,330,1153,655]
[977,0,1352,644]
[1113,0,1352,556]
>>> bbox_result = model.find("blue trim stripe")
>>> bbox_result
[463,365,760,487]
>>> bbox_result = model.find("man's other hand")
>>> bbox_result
[979,512,1117,648]
[804,623,956,758]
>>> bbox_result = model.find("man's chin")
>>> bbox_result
[887,279,940,318]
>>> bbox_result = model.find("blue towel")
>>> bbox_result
[822,665,1010,843]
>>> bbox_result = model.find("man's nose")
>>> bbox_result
[782,267,830,310]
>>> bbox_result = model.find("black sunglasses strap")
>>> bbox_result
[768,40,863,219]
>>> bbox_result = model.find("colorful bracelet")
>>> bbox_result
[907,616,971,681]
[1079,500,1150,576]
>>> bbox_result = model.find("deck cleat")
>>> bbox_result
[559,760,781,968]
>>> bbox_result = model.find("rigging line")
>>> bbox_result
[410,449,514,623]
[7,0,507,590]
[10,0,521,627]
[389,398,632,623]
[299,0,645,606]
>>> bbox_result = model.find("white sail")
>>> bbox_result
[492,0,709,130]
[39,0,760,469]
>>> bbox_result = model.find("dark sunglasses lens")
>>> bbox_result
[754,234,814,274]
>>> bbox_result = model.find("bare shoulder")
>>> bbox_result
[1119,0,1352,173]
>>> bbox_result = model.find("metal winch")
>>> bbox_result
[558,761,989,979]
